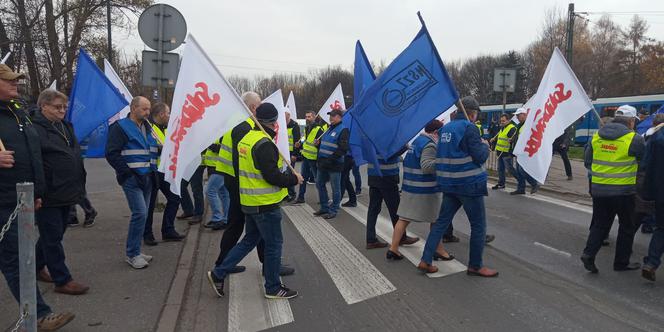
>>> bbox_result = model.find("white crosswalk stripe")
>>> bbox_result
[282,204,396,304]
[342,202,467,278]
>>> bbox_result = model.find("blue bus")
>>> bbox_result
[478,94,664,144]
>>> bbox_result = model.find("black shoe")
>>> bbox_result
[642,265,656,281]
[614,262,641,271]
[206,271,224,297]
[144,237,159,246]
[530,185,540,194]
[341,201,357,207]
[204,221,226,229]
[67,218,80,227]
[285,196,295,203]
[227,265,246,274]
[163,233,185,242]
[567,176,573,181]
[265,285,298,299]
[177,213,194,220]
[293,198,305,204]
[580,255,598,273]
[83,210,97,228]
[188,216,202,225]
[601,239,610,247]
[386,250,404,260]
[323,213,337,220]
[434,252,455,261]
[313,210,327,216]
[355,190,362,196]
[642,224,654,234]
[210,222,227,231]
[485,234,496,244]
[442,235,460,243]
[491,184,505,190]
[510,190,526,195]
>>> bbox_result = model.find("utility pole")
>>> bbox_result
[566,3,575,66]
[106,0,112,64]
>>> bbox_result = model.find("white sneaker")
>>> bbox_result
[126,255,149,269]
[140,253,153,262]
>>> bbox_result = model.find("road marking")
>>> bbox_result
[487,184,592,214]
[342,202,467,278]
[282,204,396,304]
[227,251,294,332]
[533,242,572,258]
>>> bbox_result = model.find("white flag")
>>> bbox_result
[103,59,132,124]
[286,91,297,119]
[48,80,57,90]
[317,83,346,124]
[513,48,593,184]
[160,34,250,195]
[262,89,290,169]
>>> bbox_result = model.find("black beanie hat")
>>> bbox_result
[256,103,279,123]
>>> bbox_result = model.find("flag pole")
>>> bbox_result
[0,138,6,151]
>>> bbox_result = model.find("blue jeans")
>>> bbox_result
[207,173,230,223]
[297,158,317,200]
[645,227,664,269]
[0,207,52,318]
[121,175,152,258]
[352,165,362,192]
[180,165,205,216]
[316,169,342,215]
[213,208,283,293]
[422,193,487,269]
[516,164,538,191]
[497,154,520,186]
[36,206,72,287]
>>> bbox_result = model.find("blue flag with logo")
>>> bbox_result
[351,14,459,158]
[636,104,664,135]
[345,40,381,174]
[66,48,128,157]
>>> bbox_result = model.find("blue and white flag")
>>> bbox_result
[66,48,128,157]
[351,13,459,158]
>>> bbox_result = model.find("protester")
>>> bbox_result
[0,64,74,330]
[512,107,540,195]
[580,105,645,273]
[642,114,664,282]
[340,152,357,207]
[205,136,230,231]
[178,162,205,224]
[106,96,158,269]
[207,103,303,299]
[638,114,664,234]
[313,108,348,219]
[419,97,498,277]
[213,92,295,276]
[286,111,301,201]
[553,128,573,181]
[68,194,97,227]
[352,163,363,195]
[144,103,185,245]
[491,113,520,190]
[32,89,90,295]
[294,111,325,204]
[387,120,452,261]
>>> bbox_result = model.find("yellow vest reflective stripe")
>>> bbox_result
[150,124,166,166]
[495,123,516,152]
[287,127,294,152]
[237,130,287,206]
[202,139,221,167]
[590,132,637,185]
[301,125,322,160]
[216,118,255,176]
[475,122,483,136]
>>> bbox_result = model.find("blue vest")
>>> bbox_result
[367,153,401,177]
[436,120,486,188]
[402,135,439,194]
[117,117,159,175]
[317,123,345,165]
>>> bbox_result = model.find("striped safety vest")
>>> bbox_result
[287,127,294,152]
[436,120,487,187]
[217,118,255,176]
[150,124,166,166]
[117,117,158,175]
[367,154,400,177]
[402,135,439,194]
[301,124,323,160]
[495,122,517,153]
[317,123,345,165]
[202,139,221,167]
[590,131,637,186]
[237,130,288,207]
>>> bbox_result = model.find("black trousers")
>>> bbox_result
[215,174,264,266]
[583,195,638,267]
[145,172,180,239]
[366,186,400,243]
[340,157,357,203]
[553,146,572,177]
[36,206,72,287]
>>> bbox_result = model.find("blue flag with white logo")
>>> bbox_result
[351,14,459,158]
[345,40,381,174]
[636,104,664,135]
[66,48,128,157]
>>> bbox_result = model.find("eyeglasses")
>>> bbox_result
[48,104,67,110]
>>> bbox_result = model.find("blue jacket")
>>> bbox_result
[105,117,158,186]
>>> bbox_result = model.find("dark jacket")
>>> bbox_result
[368,145,409,189]
[584,122,645,197]
[242,127,299,214]
[105,117,156,187]
[317,122,349,172]
[553,129,571,151]
[644,128,664,227]
[442,113,489,197]
[0,100,46,207]
[31,110,86,207]
[506,120,518,155]
[287,119,301,145]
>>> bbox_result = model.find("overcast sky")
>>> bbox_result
[115,0,664,78]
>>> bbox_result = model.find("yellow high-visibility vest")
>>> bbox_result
[237,130,287,206]
[150,124,166,166]
[287,127,294,152]
[590,132,637,186]
[495,122,516,153]
[301,124,323,160]
[216,118,255,176]
[202,139,221,167]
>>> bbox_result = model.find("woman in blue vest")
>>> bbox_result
[387,120,453,261]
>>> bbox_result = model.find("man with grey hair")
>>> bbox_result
[581,105,645,273]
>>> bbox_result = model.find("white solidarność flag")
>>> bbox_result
[160,34,250,195]
[286,91,297,119]
[103,59,132,124]
[317,83,346,124]
[262,89,290,170]
[513,48,593,184]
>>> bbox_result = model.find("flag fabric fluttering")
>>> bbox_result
[65,48,129,156]
[317,83,346,124]
[286,91,298,119]
[513,48,594,184]
[350,14,459,158]
[159,34,250,195]
[263,89,290,169]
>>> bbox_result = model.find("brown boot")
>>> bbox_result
[417,261,439,274]
[54,280,89,295]
[37,268,53,283]
[37,312,75,331]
